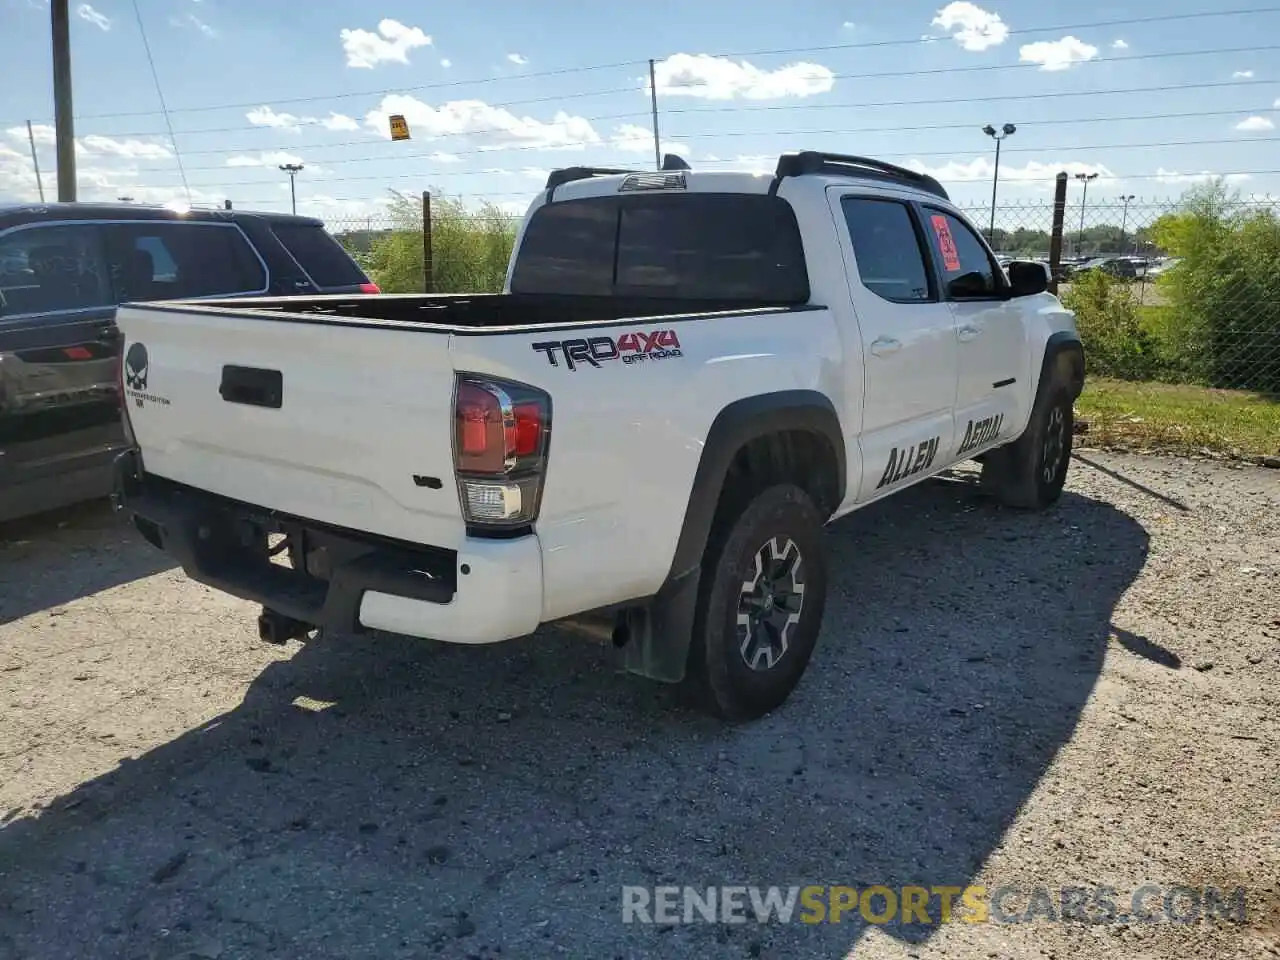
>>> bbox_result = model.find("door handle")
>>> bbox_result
[869,336,901,357]
[957,324,982,342]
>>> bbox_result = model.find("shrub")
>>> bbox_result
[1062,269,1160,380]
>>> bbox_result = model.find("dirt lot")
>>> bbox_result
[1,452,1277,960]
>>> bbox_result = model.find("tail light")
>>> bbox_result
[453,374,551,531]
[359,281,381,294]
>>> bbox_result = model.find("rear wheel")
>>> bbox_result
[683,483,829,720]
[981,382,1074,509]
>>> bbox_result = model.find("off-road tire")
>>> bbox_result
[682,483,829,721]
[980,381,1074,509]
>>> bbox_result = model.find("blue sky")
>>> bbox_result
[2,0,1278,226]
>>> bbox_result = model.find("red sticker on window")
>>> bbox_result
[930,215,962,272]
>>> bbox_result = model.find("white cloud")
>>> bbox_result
[76,3,110,30]
[1019,36,1099,71]
[611,123,690,159]
[80,135,172,159]
[169,13,215,36]
[650,53,834,100]
[1155,169,1251,184]
[1232,70,1254,79]
[1111,39,1128,50]
[842,21,855,29]
[246,106,312,132]
[0,144,40,199]
[931,2,1008,52]
[6,125,171,160]
[340,19,431,69]
[225,151,306,168]
[364,94,601,151]
[1235,115,1274,131]
[908,157,1116,187]
[507,53,528,65]
[440,58,452,68]
[320,112,360,132]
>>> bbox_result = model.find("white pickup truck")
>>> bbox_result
[112,151,1084,720]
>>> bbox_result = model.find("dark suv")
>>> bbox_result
[0,202,379,523]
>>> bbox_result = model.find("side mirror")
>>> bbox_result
[1006,260,1049,297]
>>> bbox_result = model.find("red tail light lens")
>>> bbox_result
[359,281,381,294]
[453,375,551,530]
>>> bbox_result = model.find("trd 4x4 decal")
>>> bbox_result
[531,330,683,371]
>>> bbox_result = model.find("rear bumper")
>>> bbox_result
[112,449,543,644]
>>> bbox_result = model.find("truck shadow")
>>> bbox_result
[0,475,1150,959]
[0,499,175,626]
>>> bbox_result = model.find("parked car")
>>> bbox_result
[112,151,1084,720]
[0,202,378,523]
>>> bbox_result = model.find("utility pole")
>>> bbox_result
[981,123,1016,245]
[25,121,45,202]
[51,0,76,202]
[1118,194,1135,254]
[279,163,303,215]
[648,59,662,171]
[1074,171,1098,257]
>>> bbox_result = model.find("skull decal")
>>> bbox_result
[124,342,149,392]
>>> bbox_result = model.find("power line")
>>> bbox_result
[712,6,1280,59]
[29,74,1280,146]
[660,78,1280,117]
[6,7,1278,126]
[162,109,1280,170]
[148,154,1280,190]
[129,0,190,204]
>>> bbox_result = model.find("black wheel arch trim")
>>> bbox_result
[666,389,845,581]
[620,390,845,685]
[1038,331,1085,402]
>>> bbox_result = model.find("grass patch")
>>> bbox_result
[1074,377,1280,458]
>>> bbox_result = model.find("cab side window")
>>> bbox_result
[840,197,934,304]
[0,225,111,318]
[923,208,1005,300]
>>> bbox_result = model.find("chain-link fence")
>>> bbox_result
[325,188,1280,396]
[955,193,1280,395]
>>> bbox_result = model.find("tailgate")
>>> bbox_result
[116,304,464,547]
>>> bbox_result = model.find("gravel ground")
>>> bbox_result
[0,451,1276,960]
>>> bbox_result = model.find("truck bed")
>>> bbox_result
[130,292,800,332]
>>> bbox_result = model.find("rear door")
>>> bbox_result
[918,205,1028,456]
[0,222,123,515]
[830,191,958,502]
[265,221,373,294]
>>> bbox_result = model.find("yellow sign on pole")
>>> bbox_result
[389,114,411,141]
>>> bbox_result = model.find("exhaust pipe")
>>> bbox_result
[257,608,312,645]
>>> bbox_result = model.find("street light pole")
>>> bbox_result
[1118,194,1135,254]
[279,163,303,215]
[1073,172,1098,256]
[982,123,1016,244]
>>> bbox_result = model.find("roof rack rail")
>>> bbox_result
[773,151,949,201]
[545,166,641,191]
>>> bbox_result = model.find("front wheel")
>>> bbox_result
[683,484,829,721]
[981,383,1075,509]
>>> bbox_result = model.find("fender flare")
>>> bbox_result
[1038,331,1085,403]
[621,389,846,684]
